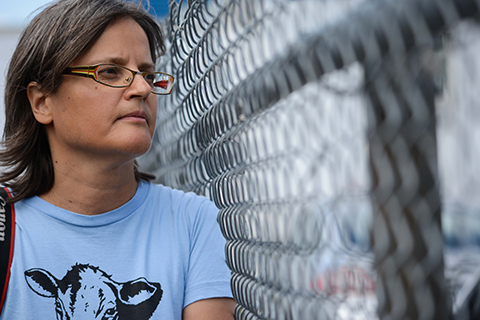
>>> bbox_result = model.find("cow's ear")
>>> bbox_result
[117,278,162,305]
[25,268,58,298]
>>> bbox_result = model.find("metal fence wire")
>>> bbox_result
[138,0,480,319]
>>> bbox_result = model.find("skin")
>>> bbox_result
[27,17,235,320]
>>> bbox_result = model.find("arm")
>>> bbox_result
[183,297,236,320]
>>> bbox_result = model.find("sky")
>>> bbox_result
[0,0,49,29]
[0,0,169,28]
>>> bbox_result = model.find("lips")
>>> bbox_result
[117,110,148,122]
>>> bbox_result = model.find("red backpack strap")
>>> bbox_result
[0,188,14,312]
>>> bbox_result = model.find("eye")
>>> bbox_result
[144,73,156,85]
[102,307,118,320]
[97,66,122,81]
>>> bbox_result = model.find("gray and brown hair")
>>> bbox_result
[0,0,164,202]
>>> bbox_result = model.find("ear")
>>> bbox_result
[27,82,52,125]
[116,277,162,305]
[24,268,58,298]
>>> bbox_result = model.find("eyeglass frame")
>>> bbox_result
[62,63,174,95]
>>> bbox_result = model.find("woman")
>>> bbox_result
[0,0,235,319]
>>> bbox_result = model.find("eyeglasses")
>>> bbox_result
[63,63,174,95]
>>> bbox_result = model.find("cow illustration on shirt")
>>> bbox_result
[24,263,162,320]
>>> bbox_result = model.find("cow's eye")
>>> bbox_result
[102,307,117,319]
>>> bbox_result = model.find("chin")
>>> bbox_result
[127,142,152,156]
[108,127,153,157]
[118,136,152,157]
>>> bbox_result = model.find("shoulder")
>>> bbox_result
[145,182,219,219]
[0,186,13,202]
[144,182,221,245]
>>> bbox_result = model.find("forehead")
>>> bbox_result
[60,269,117,313]
[72,17,153,66]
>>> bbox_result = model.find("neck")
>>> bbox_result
[40,158,140,215]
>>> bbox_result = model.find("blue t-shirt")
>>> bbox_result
[0,181,232,319]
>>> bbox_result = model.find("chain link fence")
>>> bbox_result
[138,0,480,318]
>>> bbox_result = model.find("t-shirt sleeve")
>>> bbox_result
[183,196,233,308]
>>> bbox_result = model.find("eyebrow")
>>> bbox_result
[96,57,156,71]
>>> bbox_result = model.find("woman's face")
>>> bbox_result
[43,17,158,163]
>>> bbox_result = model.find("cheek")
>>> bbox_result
[148,96,158,131]
[148,95,158,113]
[52,94,117,137]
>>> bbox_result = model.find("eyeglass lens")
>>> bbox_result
[95,64,173,94]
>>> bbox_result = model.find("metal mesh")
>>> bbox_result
[138,0,480,318]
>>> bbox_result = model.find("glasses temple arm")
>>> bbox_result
[63,67,96,80]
